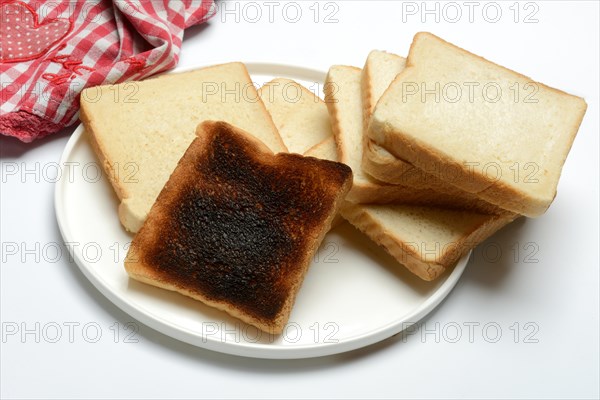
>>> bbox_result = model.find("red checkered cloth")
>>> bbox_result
[0,0,215,142]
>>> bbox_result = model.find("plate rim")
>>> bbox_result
[54,62,469,359]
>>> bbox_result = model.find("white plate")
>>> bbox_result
[54,63,468,359]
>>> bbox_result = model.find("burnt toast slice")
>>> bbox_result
[124,121,353,334]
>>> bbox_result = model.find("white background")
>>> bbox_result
[1,1,598,398]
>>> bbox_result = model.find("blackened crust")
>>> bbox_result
[133,121,352,326]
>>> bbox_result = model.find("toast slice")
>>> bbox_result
[125,121,352,334]
[258,78,332,154]
[80,62,287,233]
[305,137,515,281]
[340,204,514,280]
[326,65,503,214]
[369,32,587,216]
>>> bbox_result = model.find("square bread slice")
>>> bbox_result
[369,32,587,217]
[125,121,352,334]
[326,64,504,214]
[305,137,515,281]
[258,78,332,154]
[80,62,287,233]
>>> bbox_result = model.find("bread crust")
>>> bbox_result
[125,121,352,334]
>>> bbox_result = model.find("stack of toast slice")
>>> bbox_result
[316,33,585,279]
[368,33,587,217]
[322,63,516,280]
